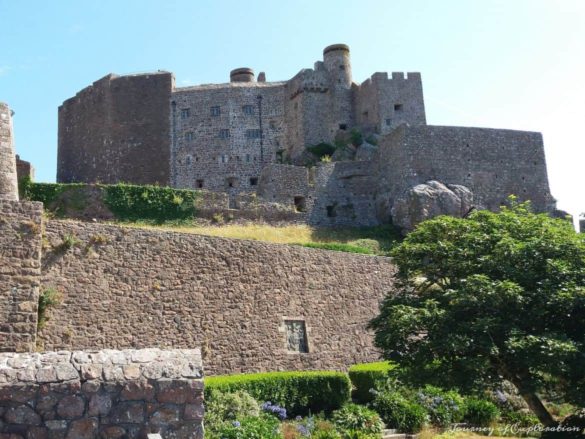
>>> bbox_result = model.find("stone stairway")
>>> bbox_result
[382,429,419,439]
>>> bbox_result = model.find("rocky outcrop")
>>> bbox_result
[391,180,473,232]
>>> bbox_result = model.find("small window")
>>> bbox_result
[226,177,238,189]
[246,154,251,162]
[285,320,308,353]
[219,129,230,139]
[220,155,228,164]
[246,129,262,139]
[294,196,306,213]
[242,105,254,115]
[184,132,194,141]
[339,65,345,70]
[196,179,204,188]
[210,106,221,116]
[185,155,192,166]
[339,124,347,130]
[326,204,337,217]
[250,177,258,186]
[269,120,276,130]
[394,104,403,112]
[385,118,392,126]
[180,108,190,119]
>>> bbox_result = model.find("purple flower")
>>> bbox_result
[232,421,241,428]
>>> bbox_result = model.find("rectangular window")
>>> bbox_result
[210,106,221,116]
[180,108,190,119]
[246,154,251,162]
[242,105,254,115]
[385,118,392,126]
[394,104,403,112]
[246,129,262,139]
[218,129,230,139]
[220,154,228,163]
[196,179,204,188]
[184,132,194,141]
[249,177,258,186]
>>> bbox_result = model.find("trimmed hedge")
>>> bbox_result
[205,371,352,416]
[348,362,395,403]
[297,242,374,255]
[19,179,201,222]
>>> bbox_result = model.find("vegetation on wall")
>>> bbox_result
[37,288,61,331]
[306,142,336,159]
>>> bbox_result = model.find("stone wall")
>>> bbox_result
[39,220,396,375]
[15,155,34,183]
[57,72,173,185]
[0,348,203,439]
[0,102,19,201]
[0,200,43,353]
[375,125,555,221]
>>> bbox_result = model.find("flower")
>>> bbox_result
[232,421,241,428]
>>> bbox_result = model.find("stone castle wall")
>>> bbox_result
[375,125,555,220]
[16,155,34,182]
[57,72,173,185]
[0,348,203,439]
[0,102,19,200]
[39,220,395,375]
[0,200,44,353]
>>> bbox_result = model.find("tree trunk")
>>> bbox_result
[493,360,558,427]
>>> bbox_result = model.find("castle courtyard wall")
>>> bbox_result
[39,220,396,375]
[376,125,555,217]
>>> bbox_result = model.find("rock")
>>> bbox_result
[150,405,180,426]
[109,402,144,424]
[120,380,155,401]
[88,393,112,416]
[355,141,378,161]
[391,180,474,232]
[65,418,98,439]
[4,406,41,425]
[56,395,85,419]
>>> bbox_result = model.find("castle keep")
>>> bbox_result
[58,44,555,228]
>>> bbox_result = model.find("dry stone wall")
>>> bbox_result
[0,348,204,439]
[39,220,396,375]
[0,200,43,353]
[0,102,19,201]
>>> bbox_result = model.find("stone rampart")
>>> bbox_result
[39,220,395,375]
[0,348,203,439]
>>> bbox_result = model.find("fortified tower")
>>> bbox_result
[323,44,353,132]
[230,67,255,83]
[0,102,19,200]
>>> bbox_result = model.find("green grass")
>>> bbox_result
[116,222,401,256]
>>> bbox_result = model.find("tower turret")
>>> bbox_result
[0,102,19,200]
[230,68,256,83]
[323,44,352,88]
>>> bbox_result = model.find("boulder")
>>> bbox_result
[355,141,378,161]
[391,180,473,233]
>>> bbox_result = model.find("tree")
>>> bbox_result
[370,199,585,428]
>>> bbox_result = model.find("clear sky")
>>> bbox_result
[1,0,583,221]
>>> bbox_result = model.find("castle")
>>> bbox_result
[57,44,556,228]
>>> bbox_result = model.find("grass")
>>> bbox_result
[114,222,401,256]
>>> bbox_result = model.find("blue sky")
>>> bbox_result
[1,0,584,220]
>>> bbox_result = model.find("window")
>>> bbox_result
[196,179,204,188]
[246,129,262,139]
[242,105,254,115]
[180,108,190,119]
[218,129,230,139]
[339,65,345,70]
[326,204,337,217]
[284,320,308,353]
[220,155,228,164]
[185,155,192,166]
[385,118,392,126]
[269,120,276,130]
[246,154,251,162]
[184,132,194,141]
[339,124,347,130]
[250,177,258,186]
[394,104,403,112]
[294,196,306,212]
[210,106,221,116]
[226,177,238,188]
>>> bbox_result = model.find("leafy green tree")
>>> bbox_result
[370,199,585,428]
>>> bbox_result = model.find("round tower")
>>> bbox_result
[323,44,352,88]
[0,102,19,201]
[230,68,256,83]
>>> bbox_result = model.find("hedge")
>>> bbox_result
[19,178,201,222]
[205,371,352,416]
[348,361,395,403]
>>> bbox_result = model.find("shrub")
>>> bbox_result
[463,398,500,427]
[371,390,426,434]
[205,390,260,433]
[262,401,288,420]
[307,143,336,158]
[205,371,351,416]
[331,404,383,436]
[348,361,395,403]
[416,386,465,427]
[37,288,61,330]
[349,129,363,147]
[501,409,540,428]
[297,242,373,255]
[364,135,378,146]
[210,414,282,439]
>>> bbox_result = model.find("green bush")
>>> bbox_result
[307,142,336,158]
[348,362,395,403]
[415,386,465,427]
[501,409,540,428]
[19,177,86,210]
[103,184,199,221]
[205,390,260,433]
[205,371,351,417]
[463,398,500,427]
[209,414,281,439]
[349,129,363,147]
[331,404,383,435]
[371,390,426,434]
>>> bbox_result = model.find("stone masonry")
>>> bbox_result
[0,348,204,439]
[55,44,556,229]
[0,102,19,201]
[39,220,396,375]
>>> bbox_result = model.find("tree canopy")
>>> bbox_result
[370,199,585,428]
